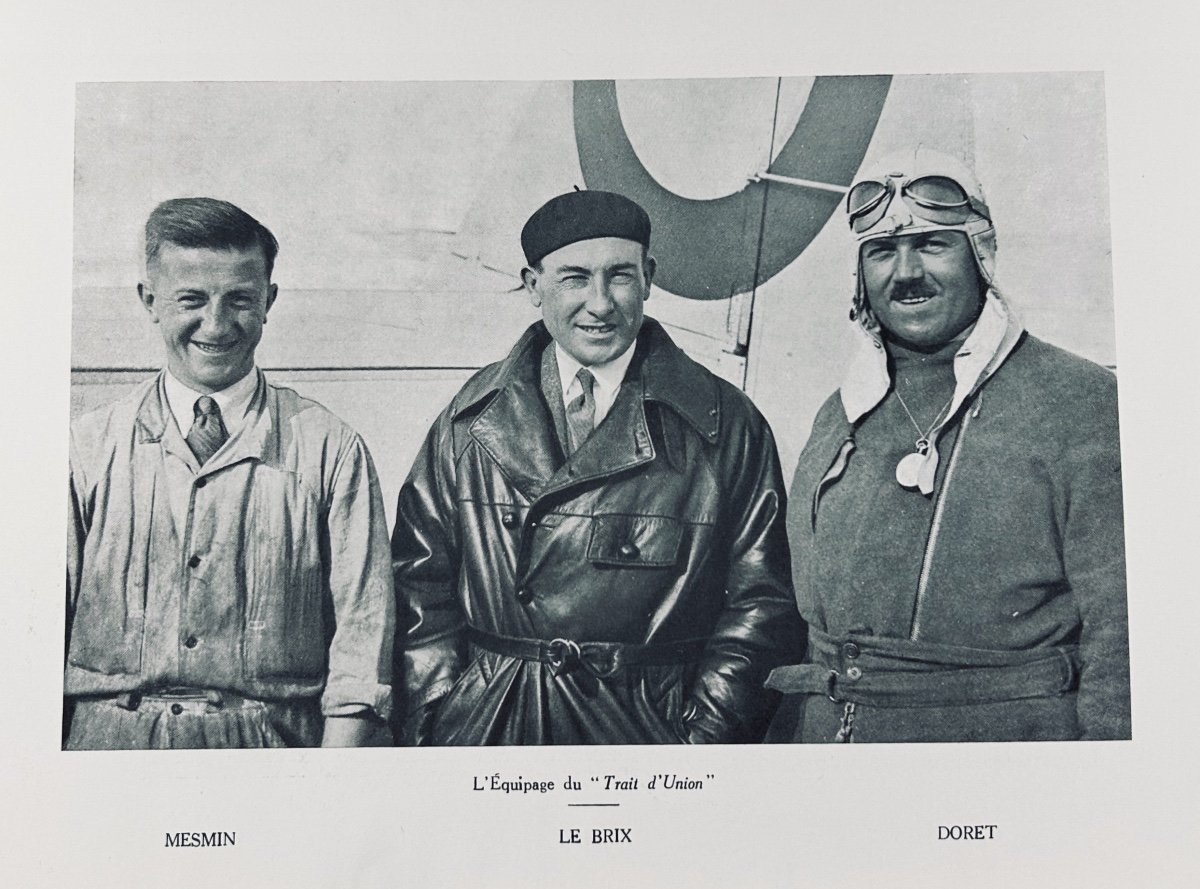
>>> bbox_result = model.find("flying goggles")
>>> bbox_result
[846,174,989,235]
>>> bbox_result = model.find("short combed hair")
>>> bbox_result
[145,197,280,278]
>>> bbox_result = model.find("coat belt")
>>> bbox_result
[764,627,1080,707]
[467,627,707,679]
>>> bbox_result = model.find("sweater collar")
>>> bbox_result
[839,289,1025,494]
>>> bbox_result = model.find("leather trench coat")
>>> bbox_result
[392,319,801,745]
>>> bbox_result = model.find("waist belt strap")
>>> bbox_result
[467,627,707,679]
[764,629,1080,708]
[106,688,262,713]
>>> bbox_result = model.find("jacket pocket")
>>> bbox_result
[429,656,490,745]
[241,467,326,680]
[243,579,326,680]
[68,478,155,675]
[68,577,145,675]
[642,664,688,743]
[587,514,683,568]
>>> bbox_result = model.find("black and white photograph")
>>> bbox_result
[3,1,1198,886]
[65,73,1128,750]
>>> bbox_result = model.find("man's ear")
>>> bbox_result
[521,267,542,308]
[264,283,279,321]
[137,281,159,322]
[643,254,657,294]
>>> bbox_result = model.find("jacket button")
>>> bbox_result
[515,588,532,604]
[501,511,518,528]
[187,555,201,569]
[184,635,198,649]
[170,703,184,716]
[195,477,207,489]
[843,642,860,659]
[618,542,639,560]
[846,665,863,681]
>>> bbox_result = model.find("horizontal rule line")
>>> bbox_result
[566,803,621,807]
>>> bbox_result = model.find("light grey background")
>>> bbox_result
[72,74,1114,520]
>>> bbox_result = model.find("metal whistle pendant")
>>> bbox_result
[896,451,925,489]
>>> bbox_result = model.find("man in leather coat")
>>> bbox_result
[391,190,801,745]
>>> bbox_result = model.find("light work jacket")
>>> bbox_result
[66,372,394,720]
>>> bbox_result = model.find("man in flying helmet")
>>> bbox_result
[766,148,1131,743]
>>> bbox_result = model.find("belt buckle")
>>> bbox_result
[547,638,582,678]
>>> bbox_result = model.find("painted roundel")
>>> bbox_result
[572,76,892,300]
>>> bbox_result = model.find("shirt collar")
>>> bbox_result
[163,366,260,435]
[554,340,637,400]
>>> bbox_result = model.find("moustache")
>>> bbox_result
[888,282,937,302]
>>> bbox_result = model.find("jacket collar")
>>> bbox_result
[453,317,720,439]
[839,289,1025,494]
[459,318,720,502]
[134,370,276,476]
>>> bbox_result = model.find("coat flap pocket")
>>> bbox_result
[587,514,683,568]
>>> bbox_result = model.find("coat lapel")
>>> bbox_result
[468,340,568,503]
[135,374,197,469]
[136,370,278,479]
[540,371,655,499]
[465,319,720,504]
[199,371,275,476]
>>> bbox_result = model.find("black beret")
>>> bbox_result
[520,190,651,266]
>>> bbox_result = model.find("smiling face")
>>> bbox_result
[860,230,985,351]
[522,237,654,366]
[138,244,278,393]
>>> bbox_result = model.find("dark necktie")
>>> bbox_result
[565,368,596,455]
[187,396,229,466]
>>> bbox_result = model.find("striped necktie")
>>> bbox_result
[565,368,596,455]
[186,396,229,466]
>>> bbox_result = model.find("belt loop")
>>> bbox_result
[582,644,622,679]
[1056,646,1079,693]
[825,670,841,703]
[114,692,142,711]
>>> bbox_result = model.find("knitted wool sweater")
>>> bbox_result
[772,295,1130,742]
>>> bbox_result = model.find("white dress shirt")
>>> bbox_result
[163,367,260,441]
[554,342,637,430]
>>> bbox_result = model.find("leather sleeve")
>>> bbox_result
[390,407,467,745]
[684,392,805,743]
